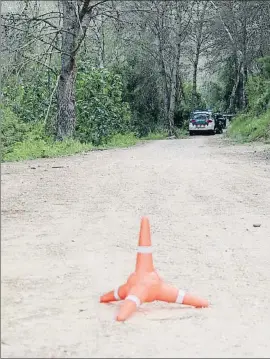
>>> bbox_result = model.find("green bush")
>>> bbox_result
[0,105,28,157]
[2,68,55,124]
[0,111,94,162]
[246,75,270,115]
[227,56,270,143]
[76,66,131,146]
[118,57,162,137]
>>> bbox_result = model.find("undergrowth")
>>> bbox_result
[2,130,184,162]
[227,109,270,143]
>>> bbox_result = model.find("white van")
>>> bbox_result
[189,111,215,136]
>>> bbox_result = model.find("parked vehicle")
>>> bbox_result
[214,117,224,134]
[189,110,215,136]
[214,113,226,131]
[214,112,227,129]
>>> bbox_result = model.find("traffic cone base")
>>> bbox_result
[100,217,209,321]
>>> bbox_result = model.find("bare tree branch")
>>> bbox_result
[20,53,58,75]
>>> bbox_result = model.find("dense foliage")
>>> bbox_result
[228,56,270,142]
[1,1,269,161]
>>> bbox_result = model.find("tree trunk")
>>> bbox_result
[167,3,184,137]
[95,14,105,68]
[191,2,207,110]
[168,64,177,136]
[100,15,105,68]
[192,52,199,109]
[241,1,248,109]
[56,1,78,140]
[241,62,248,109]
[168,35,181,136]
[176,70,185,103]
[229,59,242,113]
[57,61,76,140]
[98,34,105,69]
[157,34,170,125]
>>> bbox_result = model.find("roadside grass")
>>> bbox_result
[2,127,189,163]
[227,109,270,143]
[2,133,139,162]
[141,130,168,140]
[175,128,189,138]
[1,131,164,162]
[99,132,138,149]
[2,138,95,162]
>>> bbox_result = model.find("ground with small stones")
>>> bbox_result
[1,135,270,358]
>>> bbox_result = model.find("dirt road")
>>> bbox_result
[1,135,270,358]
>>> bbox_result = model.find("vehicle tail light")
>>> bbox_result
[207,120,213,123]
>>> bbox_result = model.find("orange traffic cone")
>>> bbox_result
[100,217,209,321]
[135,216,154,273]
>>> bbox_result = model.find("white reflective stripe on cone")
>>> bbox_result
[137,246,152,253]
[126,294,141,307]
[114,287,121,301]
[175,289,186,304]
